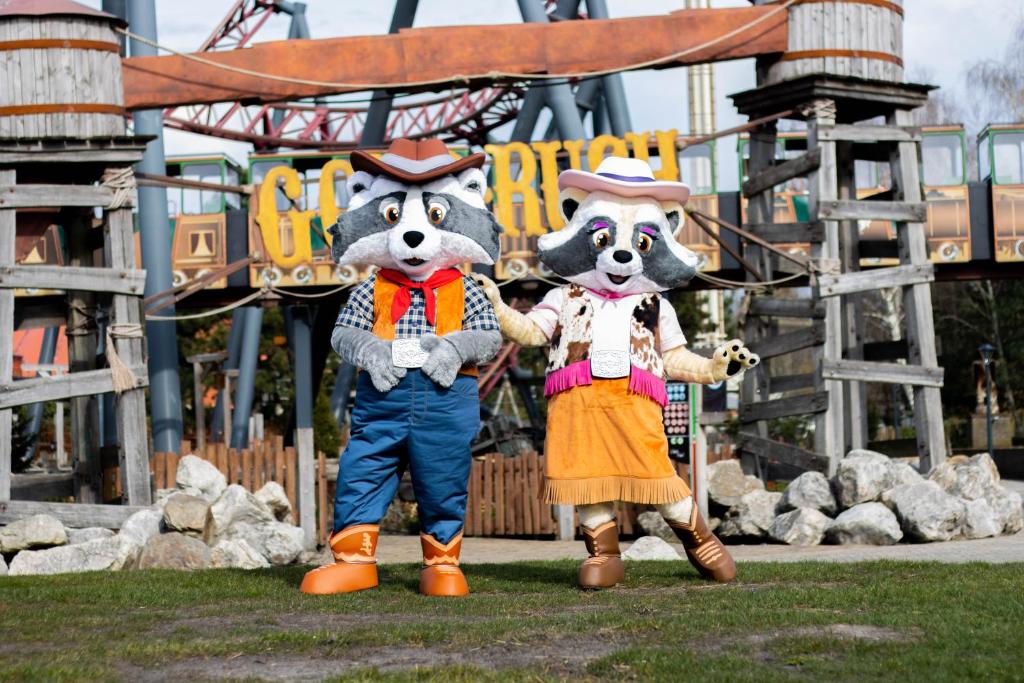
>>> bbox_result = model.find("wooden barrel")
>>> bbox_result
[764,0,904,85]
[0,1,127,140]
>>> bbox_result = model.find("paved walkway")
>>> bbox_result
[365,480,1024,566]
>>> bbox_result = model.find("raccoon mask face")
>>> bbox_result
[536,188,700,295]
[327,167,501,281]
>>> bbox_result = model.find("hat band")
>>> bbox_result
[379,152,458,175]
[597,172,655,183]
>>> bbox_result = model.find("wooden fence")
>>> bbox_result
[464,452,692,538]
[152,437,332,544]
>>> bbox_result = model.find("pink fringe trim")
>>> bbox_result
[544,361,592,397]
[545,361,668,406]
[628,366,669,407]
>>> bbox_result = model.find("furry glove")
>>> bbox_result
[469,274,548,347]
[664,339,759,383]
[419,330,503,388]
[331,326,407,392]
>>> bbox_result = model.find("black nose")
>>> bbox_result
[403,231,424,248]
[613,250,633,263]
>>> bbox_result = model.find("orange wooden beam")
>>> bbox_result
[123,7,787,110]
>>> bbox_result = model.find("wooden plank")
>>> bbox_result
[0,500,147,529]
[318,451,327,545]
[748,297,825,319]
[514,456,524,536]
[742,148,821,197]
[295,426,317,547]
[769,373,817,393]
[818,263,934,297]
[285,446,297,513]
[817,199,927,223]
[744,221,825,244]
[167,452,179,487]
[0,366,148,410]
[0,168,13,502]
[0,184,134,209]
[496,455,506,535]
[153,452,167,491]
[274,442,286,490]
[530,452,542,536]
[473,458,484,536]
[10,472,74,501]
[818,124,921,143]
[822,360,944,388]
[228,448,240,485]
[241,448,252,491]
[735,434,830,473]
[483,454,493,536]
[740,391,829,423]
[754,322,825,360]
[0,265,146,295]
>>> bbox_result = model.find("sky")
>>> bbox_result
[82,0,1023,191]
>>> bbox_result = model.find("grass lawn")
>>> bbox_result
[0,560,1021,682]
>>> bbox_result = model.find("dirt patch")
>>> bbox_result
[122,635,624,681]
[156,611,492,638]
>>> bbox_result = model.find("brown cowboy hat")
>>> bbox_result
[350,138,486,183]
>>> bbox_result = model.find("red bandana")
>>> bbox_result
[378,267,463,325]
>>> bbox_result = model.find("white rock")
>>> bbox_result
[885,481,966,542]
[985,486,1023,535]
[136,532,212,571]
[0,514,68,552]
[254,482,292,522]
[744,474,766,492]
[67,527,115,545]
[0,555,6,575]
[970,452,1001,484]
[229,521,305,565]
[927,461,958,492]
[636,511,677,543]
[886,461,924,489]
[768,508,832,546]
[210,538,271,570]
[162,493,210,535]
[834,450,891,509]
[175,455,227,501]
[707,460,759,508]
[962,498,1002,539]
[779,472,837,515]
[204,484,275,544]
[119,509,163,547]
[622,536,681,561]
[827,502,903,545]
[8,535,140,575]
[718,490,783,538]
[949,456,997,501]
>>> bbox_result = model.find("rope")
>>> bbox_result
[145,288,266,321]
[101,167,137,210]
[799,98,838,120]
[105,323,143,393]
[116,1,796,91]
[269,284,352,299]
[695,269,807,293]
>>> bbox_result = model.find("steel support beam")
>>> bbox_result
[361,0,419,147]
[211,307,246,442]
[22,326,58,464]
[127,0,183,454]
[584,0,633,136]
[229,306,263,450]
[286,306,316,547]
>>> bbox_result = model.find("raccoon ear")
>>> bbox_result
[457,168,487,199]
[346,171,376,208]
[558,187,589,223]
[660,200,685,235]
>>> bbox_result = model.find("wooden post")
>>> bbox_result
[0,169,13,503]
[692,383,709,520]
[192,358,206,454]
[105,203,151,505]
[836,141,868,451]
[317,451,327,545]
[890,108,947,472]
[66,209,101,502]
[55,401,66,470]
[807,104,845,473]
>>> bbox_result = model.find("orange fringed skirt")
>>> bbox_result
[542,378,691,505]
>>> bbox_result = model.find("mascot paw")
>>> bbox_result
[712,339,759,380]
[420,334,462,388]
[469,273,503,308]
[367,364,406,392]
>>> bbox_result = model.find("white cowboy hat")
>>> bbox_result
[558,156,690,204]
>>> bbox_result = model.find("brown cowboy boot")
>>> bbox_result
[668,506,736,583]
[578,520,625,590]
[300,524,379,594]
[419,532,469,597]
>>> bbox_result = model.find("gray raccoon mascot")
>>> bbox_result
[475,156,758,589]
[301,139,502,597]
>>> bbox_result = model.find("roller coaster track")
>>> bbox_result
[161,0,560,149]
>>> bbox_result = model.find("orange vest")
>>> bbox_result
[371,276,479,377]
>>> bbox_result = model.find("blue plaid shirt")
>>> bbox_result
[336,273,499,338]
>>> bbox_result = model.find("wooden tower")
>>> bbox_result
[0,0,153,527]
[735,0,946,475]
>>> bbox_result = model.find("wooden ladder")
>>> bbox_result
[739,101,946,476]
